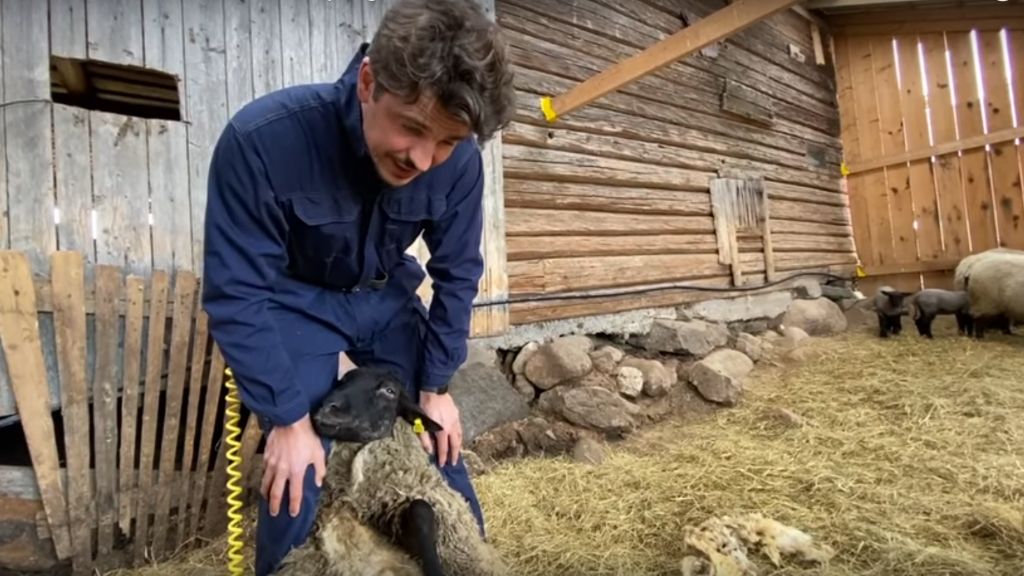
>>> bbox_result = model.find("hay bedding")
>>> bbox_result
[108,324,1024,576]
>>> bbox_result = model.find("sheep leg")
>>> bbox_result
[877,313,892,338]
[914,313,934,338]
[397,499,445,576]
[956,312,973,336]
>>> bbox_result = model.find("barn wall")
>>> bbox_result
[496,0,858,325]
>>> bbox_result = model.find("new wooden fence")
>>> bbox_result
[0,250,264,573]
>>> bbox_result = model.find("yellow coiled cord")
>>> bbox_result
[223,367,245,575]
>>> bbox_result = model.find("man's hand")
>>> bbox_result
[417,391,462,467]
[260,414,326,517]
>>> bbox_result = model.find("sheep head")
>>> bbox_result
[312,366,443,443]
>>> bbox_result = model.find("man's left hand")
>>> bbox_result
[418,391,462,467]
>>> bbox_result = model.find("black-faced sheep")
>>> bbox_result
[906,288,973,338]
[964,253,1024,339]
[275,367,506,576]
[872,286,912,338]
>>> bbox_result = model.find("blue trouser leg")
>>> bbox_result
[253,351,339,576]
[346,298,487,538]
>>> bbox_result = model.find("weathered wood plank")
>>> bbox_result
[91,112,152,275]
[509,253,730,294]
[1015,31,1024,240]
[251,0,284,97]
[507,234,721,260]
[148,120,193,270]
[919,33,969,258]
[117,276,145,533]
[0,252,72,559]
[86,0,144,65]
[3,0,56,273]
[506,207,715,237]
[52,105,95,262]
[0,0,6,252]
[979,31,1024,249]
[184,0,229,275]
[281,0,313,87]
[92,265,120,555]
[225,0,254,115]
[132,271,170,565]
[50,252,93,573]
[151,271,197,558]
[175,306,208,545]
[142,0,186,76]
[504,179,711,216]
[309,0,334,82]
[188,343,225,541]
[948,32,998,252]
[50,0,88,58]
[767,181,848,207]
[335,0,365,71]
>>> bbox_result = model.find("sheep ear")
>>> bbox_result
[396,388,444,434]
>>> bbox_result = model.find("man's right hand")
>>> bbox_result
[259,413,326,517]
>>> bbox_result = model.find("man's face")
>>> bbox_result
[356,58,472,187]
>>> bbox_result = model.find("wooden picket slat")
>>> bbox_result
[920,32,970,258]
[1014,31,1024,231]
[151,271,197,558]
[896,34,943,261]
[0,252,72,559]
[92,265,121,555]
[189,344,225,541]
[132,270,170,565]
[947,32,998,252]
[117,275,146,534]
[175,307,209,545]
[50,252,94,574]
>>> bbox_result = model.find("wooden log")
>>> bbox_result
[508,253,731,294]
[175,307,209,544]
[87,0,144,65]
[506,207,715,237]
[92,265,121,555]
[0,252,72,559]
[507,234,722,260]
[504,179,712,216]
[767,182,848,207]
[50,252,93,574]
[117,276,146,534]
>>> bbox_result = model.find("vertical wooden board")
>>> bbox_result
[50,252,93,573]
[251,0,284,97]
[225,0,255,116]
[920,33,970,257]
[471,135,510,337]
[872,36,917,264]
[335,0,364,71]
[86,0,144,65]
[0,0,7,252]
[50,0,88,58]
[979,31,1024,248]
[309,0,334,82]
[184,0,229,275]
[91,112,151,275]
[0,252,72,560]
[1015,30,1024,246]
[188,343,224,540]
[52,105,95,262]
[362,0,382,40]
[3,0,56,273]
[92,265,120,555]
[896,35,942,261]
[151,271,197,558]
[848,35,895,266]
[834,35,873,265]
[117,276,145,533]
[947,32,998,252]
[281,0,313,87]
[132,271,169,565]
[174,307,208,545]
[142,0,186,76]
[148,121,193,271]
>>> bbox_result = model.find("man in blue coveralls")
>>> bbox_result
[200,0,516,573]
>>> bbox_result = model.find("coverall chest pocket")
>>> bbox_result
[286,194,363,289]
[379,192,447,271]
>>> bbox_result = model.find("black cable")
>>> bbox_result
[0,98,53,109]
[471,270,856,308]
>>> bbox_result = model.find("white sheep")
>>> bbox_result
[953,247,1024,291]
[275,367,506,576]
[964,252,1024,339]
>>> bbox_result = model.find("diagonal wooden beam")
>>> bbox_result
[538,0,803,123]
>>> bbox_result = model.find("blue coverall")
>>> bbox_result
[201,44,486,575]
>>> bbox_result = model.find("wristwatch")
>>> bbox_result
[424,384,449,395]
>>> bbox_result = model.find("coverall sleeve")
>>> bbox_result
[202,122,309,427]
[419,148,486,391]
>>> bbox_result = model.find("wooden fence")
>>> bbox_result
[830,7,1024,292]
[0,249,265,573]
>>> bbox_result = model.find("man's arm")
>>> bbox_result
[202,122,308,427]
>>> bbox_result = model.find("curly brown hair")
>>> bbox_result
[366,0,517,144]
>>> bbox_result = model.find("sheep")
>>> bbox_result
[906,288,973,338]
[872,285,912,338]
[964,253,1024,339]
[954,248,1024,335]
[275,366,507,576]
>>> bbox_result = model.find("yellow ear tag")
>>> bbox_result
[413,418,425,434]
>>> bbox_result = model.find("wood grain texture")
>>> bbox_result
[52,105,95,261]
[92,265,121,554]
[117,276,146,533]
[87,0,144,65]
[175,307,208,544]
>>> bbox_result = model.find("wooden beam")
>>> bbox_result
[862,258,959,277]
[805,0,933,8]
[848,125,1024,175]
[539,0,802,122]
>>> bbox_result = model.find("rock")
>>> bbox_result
[689,349,755,406]
[783,298,848,336]
[450,364,532,442]
[679,291,794,324]
[511,341,540,375]
[461,449,486,476]
[572,436,607,465]
[469,416,581,464]
[779,326,810,349]
[676,360,696,384]
[524,336,594,389]
[589,345,624,374]
[634,319,729,357]
[511,375,536,401]
[620,357,676,397]
[537,386,641,436]
[616,366,644,398]
[793,280,824,300]
[464,341,499,368]
[567,370,618,392]
[728,319,770,335]
[734,333,765,362]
